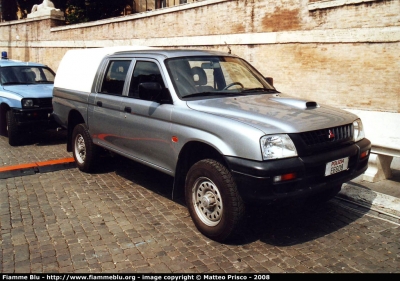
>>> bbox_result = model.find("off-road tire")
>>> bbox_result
[72,123,99,173]
[185,159,244,242]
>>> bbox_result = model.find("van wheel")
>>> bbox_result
[72,124,98,172]
[6,110,22,146]
[185,159,244,242]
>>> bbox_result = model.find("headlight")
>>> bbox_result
[353,118,365,142]
[22,99,34,108]
[261,134,298,160]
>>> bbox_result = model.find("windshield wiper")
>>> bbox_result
[241,88,279,93]
[182,92,222,99]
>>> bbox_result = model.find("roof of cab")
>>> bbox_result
[54,46,233,93]
[113,48,233,58]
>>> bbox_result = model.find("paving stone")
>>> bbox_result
[1,134,400,273]
[88,262,102,272]
[30,263,43,272]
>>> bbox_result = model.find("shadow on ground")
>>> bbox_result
[2,130,374,247]
[29,129,68,146]
[94,154,372,247]
[1,129,69,147]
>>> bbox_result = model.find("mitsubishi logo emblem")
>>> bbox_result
[328,129,335,139]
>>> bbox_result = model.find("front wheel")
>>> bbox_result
[0,107,7,136]
[72,124,99,172]
[6,110,22,146]
[185,159,244,242]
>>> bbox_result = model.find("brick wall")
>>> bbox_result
[0,0,399,113]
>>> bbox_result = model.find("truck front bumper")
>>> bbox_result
[225,138,371,203]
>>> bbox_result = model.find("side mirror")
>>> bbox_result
[265,77,273,86]
[138,82,162,101]
[138,82,173,104]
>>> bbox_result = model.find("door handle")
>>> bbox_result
[96,101,103,107]
[124,106,132,113]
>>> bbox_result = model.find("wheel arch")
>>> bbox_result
[0,102,11,114]
[172,140,228,202]
[0,102,10,114]
[67,109,85,152]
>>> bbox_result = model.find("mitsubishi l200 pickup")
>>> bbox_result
[52,47,371,241]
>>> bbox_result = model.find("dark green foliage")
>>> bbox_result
[2,0,129,24]
[2,0,18,21]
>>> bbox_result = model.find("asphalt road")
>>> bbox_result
[0,130,399,273]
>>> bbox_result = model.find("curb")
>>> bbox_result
[338,182,400,220]
[0,157,76,179]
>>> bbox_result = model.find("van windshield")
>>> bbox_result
[0,66,55,85]
[165,56,276,99]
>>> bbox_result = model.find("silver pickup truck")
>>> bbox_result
[52,47,371,241]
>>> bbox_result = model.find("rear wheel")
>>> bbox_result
[72,124,99,172]
[185,159,244,242]
[6,110,22,146]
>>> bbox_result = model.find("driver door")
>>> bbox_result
[118,59,175,174]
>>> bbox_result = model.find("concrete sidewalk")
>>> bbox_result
[338,157,400,219]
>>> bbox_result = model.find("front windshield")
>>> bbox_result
[0,66,55,85]
[165,56,275,99]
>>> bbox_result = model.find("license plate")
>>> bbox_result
[325,157,349,176]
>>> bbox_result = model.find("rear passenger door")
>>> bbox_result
[118,59,175,174]
[90,59,133,151]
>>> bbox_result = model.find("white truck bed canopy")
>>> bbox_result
[54,46,155,93]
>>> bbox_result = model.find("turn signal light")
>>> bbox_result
[360,150,369,159]
[273,173,297,182]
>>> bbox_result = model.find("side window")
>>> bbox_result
[0,69,12,84]
[39,68,55,82]
[100,60,131,95]
[128,61,165,100]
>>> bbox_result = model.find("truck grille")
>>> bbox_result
[300,124,353,146]
[37,98,52,108]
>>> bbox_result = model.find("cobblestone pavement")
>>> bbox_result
[0,132,399,273]
[0,130,70,167]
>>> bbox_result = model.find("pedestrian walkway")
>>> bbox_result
[338,157,400,219]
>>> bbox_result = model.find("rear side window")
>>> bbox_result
[99,60,131,95]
